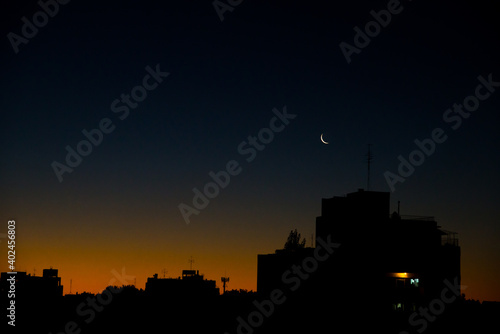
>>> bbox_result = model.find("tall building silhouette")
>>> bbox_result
[315,189,460,312]
[256,189,461,331]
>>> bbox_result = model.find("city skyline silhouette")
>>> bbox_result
[2,188,499,333]
[1,0,500,332]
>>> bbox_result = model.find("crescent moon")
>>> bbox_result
[320,133,329,145]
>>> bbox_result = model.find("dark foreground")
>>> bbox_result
[2,284,499,334]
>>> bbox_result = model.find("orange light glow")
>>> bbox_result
[387,272,416,278]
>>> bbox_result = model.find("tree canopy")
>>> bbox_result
[283,229,306,251]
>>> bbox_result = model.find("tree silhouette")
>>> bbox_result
[284,229,306,251]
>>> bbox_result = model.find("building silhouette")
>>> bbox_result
[256,189,461,331]
[315,189,460,310]
[1,268,64,332]
[257,247,315,295]
[145,269,219,298]
[0,267,63,300]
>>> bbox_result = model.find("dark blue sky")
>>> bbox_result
[1,0,499,300]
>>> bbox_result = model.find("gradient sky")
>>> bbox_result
[1,0,499,302]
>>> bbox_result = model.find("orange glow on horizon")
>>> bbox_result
[1,205,499,303]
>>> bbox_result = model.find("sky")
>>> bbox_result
[0,0,499,302]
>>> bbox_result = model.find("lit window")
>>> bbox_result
[410,278,419,287]
[393,303,404,311]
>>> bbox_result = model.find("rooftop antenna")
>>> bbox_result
[221,276,230,294]
[366,144,374,191]
[162,268,168,278]
[188,256,195,270]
